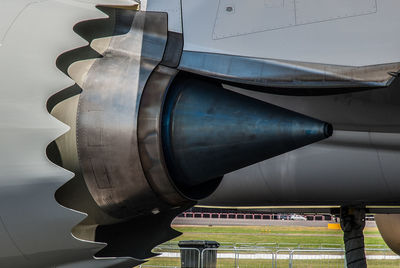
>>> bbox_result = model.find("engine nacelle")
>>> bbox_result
[52,67,331,221]
[376,215,400,255]
[49,7,331,259]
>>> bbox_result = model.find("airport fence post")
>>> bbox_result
[234,246,238,268]
[271,249,275,268]
[289,250,294,268]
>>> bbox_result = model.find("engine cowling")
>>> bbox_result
[52,68,331,221]
[49,6,332,261]
[376,214,400,254]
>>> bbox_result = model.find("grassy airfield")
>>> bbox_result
[143,224,393,267]
[169,225,386,247]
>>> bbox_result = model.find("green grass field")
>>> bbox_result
[144,258,399,268]
[141,224,396,267]
[169,225,386,247]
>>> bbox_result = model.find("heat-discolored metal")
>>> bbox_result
[162,77,332,190]
[179,51,400,89]
[77,11,169,219]
[137,65,191,205]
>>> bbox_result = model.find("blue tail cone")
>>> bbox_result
[162,77,332,195]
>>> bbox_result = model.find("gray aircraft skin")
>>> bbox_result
[202,81,400,207]
[1,0,400,267]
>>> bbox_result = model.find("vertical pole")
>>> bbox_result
[200,248,203,268]
[234,247,238,268]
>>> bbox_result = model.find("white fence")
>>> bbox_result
[139,245,400,268]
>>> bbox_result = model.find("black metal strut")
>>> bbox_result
[340,206,367,268]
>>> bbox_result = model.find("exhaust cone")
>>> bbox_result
[162,78,332,190]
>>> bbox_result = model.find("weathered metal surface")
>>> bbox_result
[77,11,168,218]
[162,77,332,190]
[179,51,400,88]
[137,65,189,205]
[161,32,183,68]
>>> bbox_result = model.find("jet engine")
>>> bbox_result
[49,8,331,263]
[3,1,400,267]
